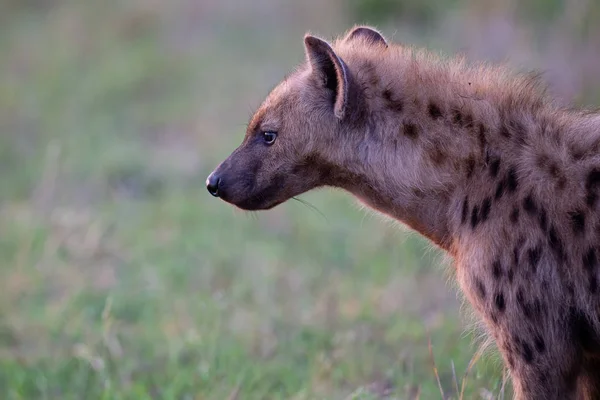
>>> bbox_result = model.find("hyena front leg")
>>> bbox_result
[462,274,581,399]
[490,311,585,400]
[494,324,581,400]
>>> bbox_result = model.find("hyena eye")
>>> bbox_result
[262,131,277,145]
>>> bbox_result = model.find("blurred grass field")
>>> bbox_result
[1,0,599,399]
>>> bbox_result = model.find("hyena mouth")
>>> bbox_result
[233,197,284,211]
[206,170,287,211]
[229,174,288,211]
[235,183,287,211]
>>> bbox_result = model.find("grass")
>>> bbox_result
[2,0,599,398]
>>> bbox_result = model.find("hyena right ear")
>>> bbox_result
[343,26,388,48]
[304,35,352,120]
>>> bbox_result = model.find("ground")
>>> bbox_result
[0,0,599,399]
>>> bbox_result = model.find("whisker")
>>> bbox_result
[291,197,329,222]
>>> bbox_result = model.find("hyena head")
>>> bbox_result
[206,27,389,210]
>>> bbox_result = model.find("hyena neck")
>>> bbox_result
[332,45,565,252]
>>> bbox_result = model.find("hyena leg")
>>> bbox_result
[493,326,581,400]
[509,366,578,400]
[576,357,600,400]
[461,275,580,399]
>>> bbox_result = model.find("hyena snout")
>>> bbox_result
[205,171,221,197]
[206,156,287,211]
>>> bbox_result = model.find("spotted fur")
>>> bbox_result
[208,26,600,400]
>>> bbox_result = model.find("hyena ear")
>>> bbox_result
[343,26,388,48]
[304,35,352,120]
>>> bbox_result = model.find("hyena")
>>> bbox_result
[206,26,600,399]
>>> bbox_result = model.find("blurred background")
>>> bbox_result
[1,0,599,398]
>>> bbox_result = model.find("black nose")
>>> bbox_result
[206,173,221,197]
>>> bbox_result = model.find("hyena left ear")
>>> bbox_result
[304,35,352,120]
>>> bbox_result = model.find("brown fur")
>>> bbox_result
[207,26,600,399]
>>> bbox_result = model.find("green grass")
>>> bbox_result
[6,0,600,398]
[0,195,505,399]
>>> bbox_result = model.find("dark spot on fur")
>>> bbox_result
[429,145,446,166]
[523,195,537,215]
[494,179,505,200]
[539,155,566,188]
[516,288,525,306]
[548,162,560,178]
[538,207,548,232]
[428,103,443,119]
[402,123,418,139]
[510,207,520,224]
[534,335,546,353]
[542,279,549,291]
[368,74,380,88]
[586,168,600,207]
[527,246,542,273]
[494,292,506,312]
[548,226,565,261]
[465,156,475,179]
[480,197,491,222]
[590,275,598,294]
[583,248,597,272]
[507,268,514,284]
[316,163,336,183]
[569,210,586,235]
[536,154,549,169]
[478,124,487,153]
[464,114,473,128]
[516,289,532,319]
[492,260,502,279]
[519,339,534,363]
[587,192,597,208]
[383,89,403,112]
[570,144,586,161]
[521,347,533,364]
[570,308,600,354]
[391,135,399,153]
[299,154,350,187]
[510,119,527,143]
[515,288,539,321]
[452,109,463,125]
[500,123,511,138]
[567,282,575,297]
[461,196,469,225]
[362,61,380,86]
[533,299,545,320]
[489,157,501,178]
[475,278,486,299]
[471,205,480,228]
[506,167,518,192]
[412,188,426,199]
